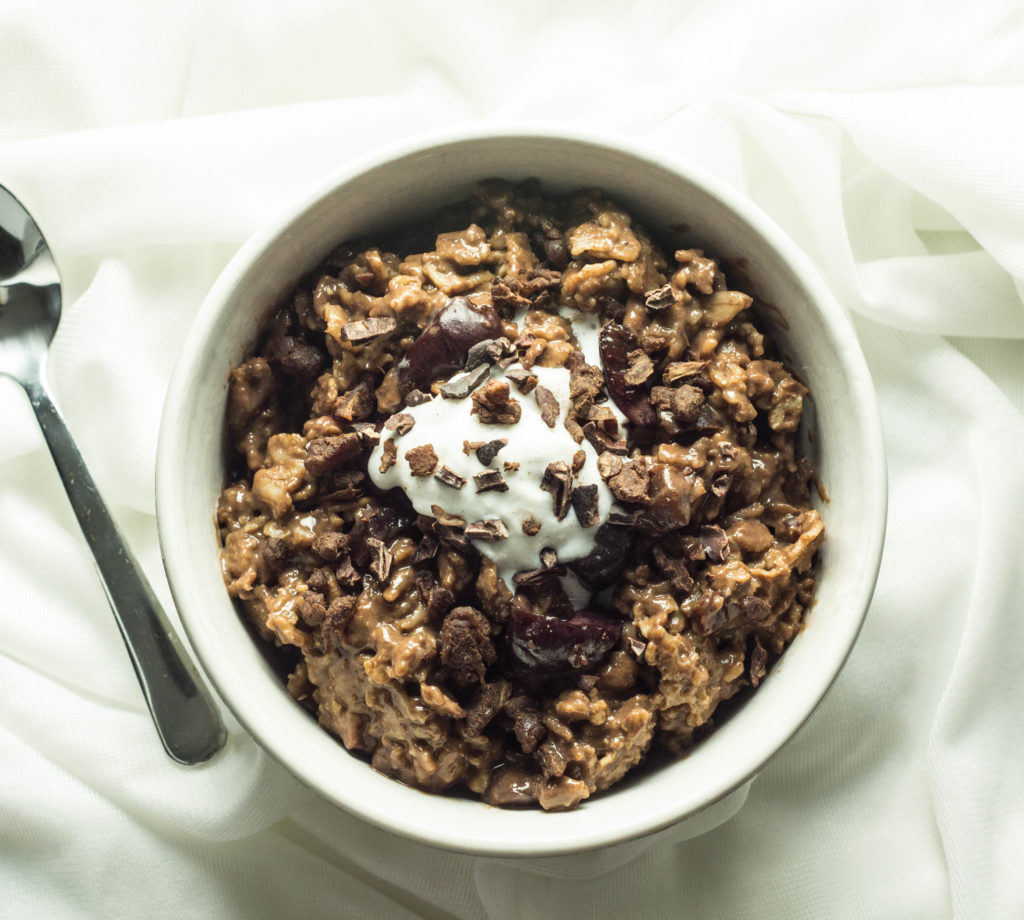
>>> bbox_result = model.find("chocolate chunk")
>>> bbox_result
[649,387,675,412]
[261,537,288,575]
[663,360,709,384]
[672,385,705,425]
[319,596,357,649]
[466,336,516,370]
[521,515,542,536]
[608,460,650,504]
[540,461,573,520]
[750,639,768,687]
[512,565,566,587]
[465,681,511,736]
[505,697,546,754]
[571,484,600,528]
[384,412,415,435]
[439,363,491,399]
[306,568,329,594]
[355,424,381,447]
[297,592,327,628]
[339,316,397,344]
[430,504,466,529]
[605,503,640,526]
[505,368,538,394]
[366,537,393,582]
[571,449,586,474]
[583,421,627,455]
[312,532,349,563]
[378,438,397,473]
[440,606,496,686]
[405,444,438,477]
[412,535,439,564]
[534,385,560,428]
[304,433,361,477]
[404,389,433,406]
[699,525,731,564]
[503,460,520,472]
[644,284,676,311]
[473,469,509,493]
[334,558,361,587]
[582,404,617,424]
[624,349,655,386]
[471,379,522,425]
[266,335,325,379]
[465,519,510,542]
[652,545,695,593]
[435,465,467,489]
[540,547,559,569]
[597,452,624,479]
[738,594,772,625]
[475,438,508,466]
[334,382,375,422]
[319,468,366,501]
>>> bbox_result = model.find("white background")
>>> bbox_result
[1,2,1022,917]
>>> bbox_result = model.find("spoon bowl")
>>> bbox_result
[0,183,226,766]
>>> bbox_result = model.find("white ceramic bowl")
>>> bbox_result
[157,125,887,858]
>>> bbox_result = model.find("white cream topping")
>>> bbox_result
[368,363,615,597]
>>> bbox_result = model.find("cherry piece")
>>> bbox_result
[598,323,657,440]
[396,297,502,394]
[508,604,621,672]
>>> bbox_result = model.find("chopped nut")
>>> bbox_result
[473,469,509,493]
[304,433,361,477]
[405,444,438,477]
[463,439,485,455]
[521,515,542,536]
[366,537,393,582]
[624,349,655,386]
[384,412,415,435]
[597,452,624,479]
[405,389,433,406]
[378,438,397,473]
[535,385,560,428]
[435,466,468,489]
[465,519,510,542]
[312,532,348,562]
[339,316,397,343]
[663,360,709,383]
[334,382,375,421]
[571,450,586,474]
[644,284,676,311]
[503,460,521,472]
[431,504,466,529]
[505,368,538,394]
[471,379,522,425]
[608,460,649,504]
[540,547,559,568]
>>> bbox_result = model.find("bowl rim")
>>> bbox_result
[156,121,888,857]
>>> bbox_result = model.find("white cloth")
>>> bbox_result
[2,1,1023,917]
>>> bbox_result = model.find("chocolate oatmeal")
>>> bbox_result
[216,180,824,810]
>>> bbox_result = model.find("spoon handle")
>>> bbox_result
[25,377,227,765]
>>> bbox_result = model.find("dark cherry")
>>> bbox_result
[348,504,416,569]
[508,603,621,672]
[396,296,502,394]
[567,523,631,589]
[598,322,657,440]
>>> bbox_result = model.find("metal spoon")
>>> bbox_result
[0,183,226,765]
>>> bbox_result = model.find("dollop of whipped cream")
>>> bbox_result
[368,362,615,595]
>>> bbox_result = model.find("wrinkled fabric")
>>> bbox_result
[1,2,1022,917]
